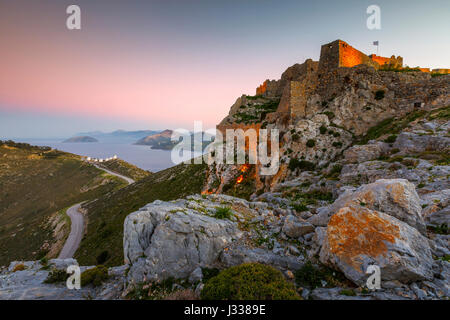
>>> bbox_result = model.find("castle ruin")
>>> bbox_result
[218,39,449,135]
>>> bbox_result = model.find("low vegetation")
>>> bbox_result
[357,109,428,145]
[374,90,385,100]
[44,268,70,284]
[357,105,449,146]
[213,206,233,220]
[234,97,280,124]
[294,261,349,289]
[201,263,300,300]
[81,265,109,287]
[127,277,194,300]
[98,159,151,181]
[288,159,316,171]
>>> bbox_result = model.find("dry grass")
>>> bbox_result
[164,289,199,300]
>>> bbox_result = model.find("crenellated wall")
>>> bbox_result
[319,40,379,72]
[369,54,403,69]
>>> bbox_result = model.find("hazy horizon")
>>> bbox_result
[1,0,449,138]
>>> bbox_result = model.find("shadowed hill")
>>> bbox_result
[0,141,127,266]
[74,162,208,266]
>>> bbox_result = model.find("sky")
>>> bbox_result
[0,0,449,138]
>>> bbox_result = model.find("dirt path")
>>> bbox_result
[57,166,135,259]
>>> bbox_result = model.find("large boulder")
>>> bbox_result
[123,199,243,283]
[319,206,434,286]
[308,179,426,234]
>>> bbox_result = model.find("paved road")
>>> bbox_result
[57,203,84,259]
[93,164,135,185]
[58,166,134,259]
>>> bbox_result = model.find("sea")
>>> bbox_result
[12,138,195,172]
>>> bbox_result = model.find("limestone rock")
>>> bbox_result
[282,215,315,238]
[393,132,450,154]
[319,206,434,286]
[123,199,243,283]
[343,142,388,163]
[310,179,426,234]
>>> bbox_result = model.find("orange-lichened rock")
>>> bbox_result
[308,179,426,234]
[319,206,434,286]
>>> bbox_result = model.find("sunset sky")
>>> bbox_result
[1,0,449,138]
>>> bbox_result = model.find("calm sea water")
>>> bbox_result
[14,139,180,172]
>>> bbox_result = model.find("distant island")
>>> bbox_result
[135,129,174,150]
[135,129,215,150]
[63,136,98,143]
[76,129,161,143]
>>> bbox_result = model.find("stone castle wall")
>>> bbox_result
[218,39,447,136]
[432,69,450,74]
[318,40,405,72]
[369,54,403,69]
[256,79,281,96]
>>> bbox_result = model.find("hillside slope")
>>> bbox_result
[0,141,127,266]
[74,162,208,266]
[96,159,151,181]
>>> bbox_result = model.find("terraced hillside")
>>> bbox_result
[0,141,127,266]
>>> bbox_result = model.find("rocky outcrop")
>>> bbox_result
[343,142,389,163]
[319,206,434,285]
[393,132,450,154]
[308,179,426,234]
[0,259,126,300]
[124,198,243,283]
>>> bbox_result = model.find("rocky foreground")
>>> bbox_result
[1,175,448,299]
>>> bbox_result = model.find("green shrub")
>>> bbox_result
[439,255,450,262]
[44,268,69,284]
[81,265,109,287]
[319,125,327,134]
[201,267,220,283]
[288,159,316,171]
[201,263,300,300]
[384,134,397,143]
[214,206,233,220]
[374,90,385,100]
[429,224,448,235]
[96,250,110,264]
[417,183,425,188]
[322,111,335,120]
[339,289,356,296]
[332,141,343,148]
[306,139,316,148]
[291,133,300,142]
[294,261,347,289]
[326,164,343,179]
[292,202,308,212]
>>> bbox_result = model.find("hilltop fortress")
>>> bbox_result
[211,39,449,193]
[218,39,449,135]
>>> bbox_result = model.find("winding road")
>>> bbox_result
[57,165,135,259]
